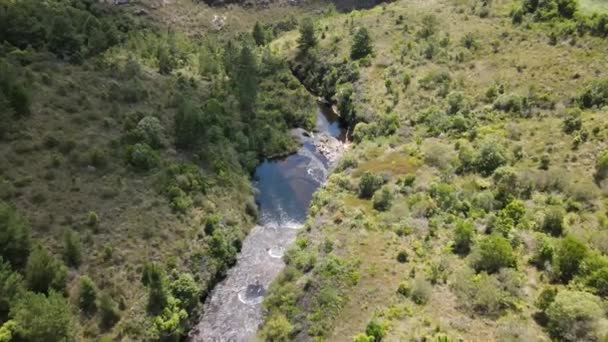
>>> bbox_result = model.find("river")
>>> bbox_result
[189,104,345,341]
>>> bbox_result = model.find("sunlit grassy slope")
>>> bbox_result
[261,0,608,340]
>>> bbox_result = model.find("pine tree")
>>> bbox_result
[351,27,373,60]
[252,21,266,46]
[297,18,317,53]
[236,44,258,114]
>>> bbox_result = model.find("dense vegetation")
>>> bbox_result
[260,0,608,340]
[3,0,608,340]
[0,0,318,340]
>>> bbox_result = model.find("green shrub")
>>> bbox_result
[0,258,23,319]
[546,290,602,341]
[297,18,317,53]
[0,201,31,268]
[451,267,520,317]
[410,277,432,305]
[135,116,165,149]
[562,108,582,134]
[63,229,82,267]
[25,246,67,294]
[128,143,160,171]
[259,313,293,342]
[353,333,375,342]
[493,93,523,113]
[358,172,384,199]
[474,141,507,176]
[453,219,474,255]
[141,262,169,313]
[396,250,408,263]
[170,272,200,311]
[418,14,439,38]
[446,91,468,115]
[594,149,608,183]
[585,266,608,297]
[79,276,97,313]
[87,211,99,227]
[461,33,479,50]
[541,208,564,236]
[577,78,608,109]
[372,186,393,211]
[554,235,588,283]
[99,292,120,329]
[351,27,373,60]
[535,286,558,312]
[472,234,515,273]
[365,318,387,341]
[9,291,73,342]
[530,235,554,269]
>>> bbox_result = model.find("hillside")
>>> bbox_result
[260,0,608,341]
[0,0,325,340]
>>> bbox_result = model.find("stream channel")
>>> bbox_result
[189,103,346,341]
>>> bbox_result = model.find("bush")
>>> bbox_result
[396,250,408,263]
[372,186,393,211]
[472,234,515,273]
[297,18,317,53]
[474,141,507,176]
[577,78,608,109]
[562,109,582,134]
[128,143,160,171]
[99,292,120,329]
[10,291,73,342]
[493,93,523,113]
[142,262,169,313]
[351,27,373,60]
[410,277,432,305]
[25,246,67,294]
[536,286,558,312]
[259,313,293,342]
[595,150,608,183]
[0,258,23,319]
[541,208,564,236]
[546,290,602,341]
[453,219,474,255]
[135,116,165,149]
[358,172,384,199]
[530,235,554,269]
[170,272,200,311]
[79,276,97,313]
[554,235,588,283]
[0,201,31,268]
[63,229,82,267]
[418,14,439,38]
[365,319,387,341]
[585,266,608,297]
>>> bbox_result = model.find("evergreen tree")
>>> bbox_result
[174,99,203,149]
[0,201,31,269]
[78,276,97,314]
[10,291,73,342]
[157,45,174,75]
[351,27,373,60]
[47,15,81,59]
[236,44,258,114]
[297,18,317,53]
[0,257,23,320]
[252,21,266,46]
[25,246,67,294]
[63,229,82,268]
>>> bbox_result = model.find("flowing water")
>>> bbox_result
[189,104,344,342]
